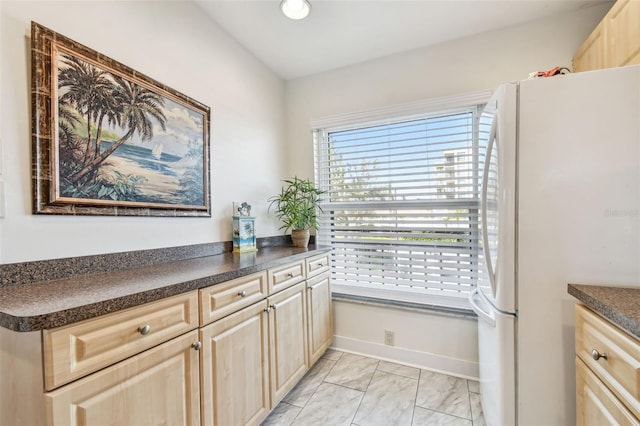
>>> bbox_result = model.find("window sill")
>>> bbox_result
[332,292,477,319]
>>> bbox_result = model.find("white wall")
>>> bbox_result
[284,4,611,377]
[284,4,611,178]
[0,1,286,263]
[333,301,479,378]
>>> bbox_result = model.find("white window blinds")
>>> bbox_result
[314,105,484,308]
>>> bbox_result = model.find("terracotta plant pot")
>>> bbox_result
[291,229,310,248]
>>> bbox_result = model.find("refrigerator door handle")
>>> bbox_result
[469,287,496,327]
[481,115,498,296]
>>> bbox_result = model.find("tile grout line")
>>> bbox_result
[466,379,474,426]
[414,405,475,422]
[375,361,422,381]
[282,352,342,425]
[410,368,423,426]
[347,358,379,425]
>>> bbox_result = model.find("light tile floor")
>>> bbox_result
[261,349,486,426]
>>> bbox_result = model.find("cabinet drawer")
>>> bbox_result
[43,291,198,391]
[268,261,305,294]
[305,252,330,278]
[199,271,267,326]
[575,304,640,419]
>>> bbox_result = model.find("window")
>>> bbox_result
[312,94,489,309]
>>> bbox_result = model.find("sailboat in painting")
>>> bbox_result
[152,144,163,160]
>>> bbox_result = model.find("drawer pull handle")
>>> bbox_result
[191,341,202,351]
[238,290,247,298]
[138,325,151,335]
[318,262,324,267]
[287,273,294,278]
[591,349,608,361]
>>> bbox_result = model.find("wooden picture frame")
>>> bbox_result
[31,22,211,216]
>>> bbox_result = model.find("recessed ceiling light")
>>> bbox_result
[280,0,311,20]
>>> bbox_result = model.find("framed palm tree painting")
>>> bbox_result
[31,22,211,216]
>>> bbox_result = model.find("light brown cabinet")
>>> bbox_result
[199,256,333,426]
[200,273,314,425]
[200,299,270,426]
[306,272,333,366]
[0,252,332,426]
[574,304,640,425]
[0,292,202,426]
[573,0,640,72]
[268,281,309,404]
[576,356,639,425]
[46,330,201,426]
[573,24,606,72]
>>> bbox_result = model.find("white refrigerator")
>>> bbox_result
[469,64,640,426]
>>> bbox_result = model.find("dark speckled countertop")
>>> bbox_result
[568,283,640,340]
[0,244,329,332]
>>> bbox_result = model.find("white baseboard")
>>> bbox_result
[331,335,479,380]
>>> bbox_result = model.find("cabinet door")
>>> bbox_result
[268,281,308,404]
[45,330,201,426]
[306,273,333,365]
[573,23,606,72]
[200,300,270,426]
[576,357,640,426]
[605,0,640,68]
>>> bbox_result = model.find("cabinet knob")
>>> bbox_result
[238,290,247,298]
[270,304,277,310]
[591,349,607,361]
[287,273,294,278]
[318,262,324,267]
[138,325,151,335]
[264,307,272,314]
[192,341,202,351]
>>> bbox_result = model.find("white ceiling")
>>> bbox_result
[194,0,610,81]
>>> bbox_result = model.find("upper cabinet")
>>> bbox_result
[573,24,606,72]
[573,0,640,72]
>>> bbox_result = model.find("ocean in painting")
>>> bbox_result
[95,140,203,205]
[102,140,182,176]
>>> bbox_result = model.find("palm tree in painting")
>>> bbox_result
[59,62,167,185]
[57,100,84,178]
[58,55,118,169]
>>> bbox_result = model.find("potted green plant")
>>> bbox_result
[268,177,325,248]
